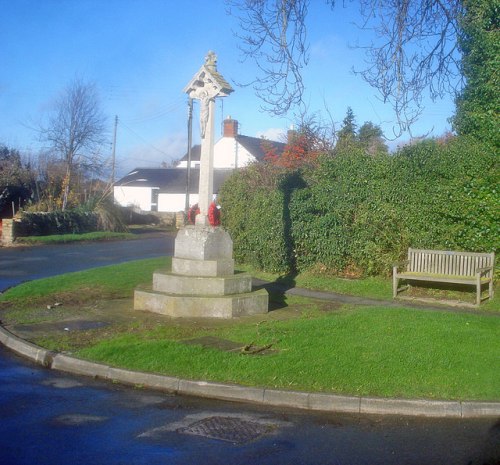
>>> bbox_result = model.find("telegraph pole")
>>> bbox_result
[184,98,193,213]
[111,115,118,185]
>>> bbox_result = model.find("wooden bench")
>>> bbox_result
[393,248,495,306]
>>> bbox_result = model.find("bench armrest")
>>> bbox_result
[476,266,493,277]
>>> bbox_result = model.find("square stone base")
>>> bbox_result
[134,287,269,319]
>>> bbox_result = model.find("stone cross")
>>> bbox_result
[184,51,233,226]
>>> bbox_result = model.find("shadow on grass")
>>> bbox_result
[253,271,298,311]
[251,172,304,311]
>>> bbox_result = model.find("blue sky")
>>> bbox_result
[1,0,456,177]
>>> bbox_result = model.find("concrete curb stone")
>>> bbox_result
[51,353,110,378]
[461,402,500,418]
[1,326,54,367]
[308,392,361,413]
[1,324,499,418]
[360,397,462,418]
[178,379,264,403]
[106,366,180,392]
[263,389,310,409]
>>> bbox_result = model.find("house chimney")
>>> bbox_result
[287,124,297,143]
[223,116,238,137]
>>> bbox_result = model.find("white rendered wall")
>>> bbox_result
[176,138,256,169]
[176,160,200,169]
[213,137,256,168]
[113,186,152,211]
[158,193,199,213]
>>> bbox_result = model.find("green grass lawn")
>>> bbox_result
[0,257,170,322]
[77,306,500,401]
[16,231,135,245]
[1,257,498,401]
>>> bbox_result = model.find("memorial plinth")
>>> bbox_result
[134,226,268,318]
[134,51,268,318]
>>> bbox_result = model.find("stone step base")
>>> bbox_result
[134,287,269,319]
[172,257,234,277]
[153,270,252,296]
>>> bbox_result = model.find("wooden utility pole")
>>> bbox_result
[111,115,118,185]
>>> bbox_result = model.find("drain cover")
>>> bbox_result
[177,416,272,444]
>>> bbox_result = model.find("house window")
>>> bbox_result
[151,188,159,212]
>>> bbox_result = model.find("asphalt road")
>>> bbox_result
[1,234,499,464]
[0,231,174,291]
[2,346,499,465]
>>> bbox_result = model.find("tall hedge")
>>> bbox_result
[219,137,498,277]
[14,210,99,237]
[219,163,294,273]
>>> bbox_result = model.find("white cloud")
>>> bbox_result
[255,127,286,143]
[117,132,187,177]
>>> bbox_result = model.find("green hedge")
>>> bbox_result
[14,210,100,237]
[220,164,293,272]
[219,137,498,277]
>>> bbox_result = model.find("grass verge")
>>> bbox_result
[16,231,135,245]
[1,258,498,401]
[75,306,500,401]
[0,257,170,323]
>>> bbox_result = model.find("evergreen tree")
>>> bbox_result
[358,122,388,155]
[337,107,357,146]
[453,0,499,147]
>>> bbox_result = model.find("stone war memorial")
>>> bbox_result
[134,52,269,318]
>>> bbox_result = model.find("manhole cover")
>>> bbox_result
[177,416,273,444]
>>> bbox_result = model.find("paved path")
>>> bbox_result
[253,279,500,317]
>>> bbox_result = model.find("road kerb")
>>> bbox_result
[263,388,310,409]
[360,397,462,417]
[178,379,265,404]
[1,324,500,418]
[107,366,180,392]
[308,393,361,413]
[461,402,500,418]
[51,353,110,378]
[0,326,53,367]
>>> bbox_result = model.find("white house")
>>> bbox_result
[113,168,234,212]
[177,117,285,169]
[114,117,285,213]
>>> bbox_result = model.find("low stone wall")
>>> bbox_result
[151,211,177,227]
[175,211,185,228]
[0,219,15,246]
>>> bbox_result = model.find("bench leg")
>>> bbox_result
[393,273,398,298]
[476,276,482,306]
[489,279,494,301]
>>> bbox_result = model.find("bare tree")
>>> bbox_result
[39,79,107,210]
[227,0,310,116]
[355,0,462,136]
[227,0,462,135]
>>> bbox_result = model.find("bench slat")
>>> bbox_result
[407,250,494,277]
[397,272,490,285]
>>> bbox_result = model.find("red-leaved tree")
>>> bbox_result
[263,131,321,169]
